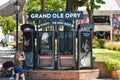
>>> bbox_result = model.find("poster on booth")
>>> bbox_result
[39,31,52,55]
[23,31,33,52]
[80,31,92,69]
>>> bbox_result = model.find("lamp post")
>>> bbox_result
[14,0,20,51]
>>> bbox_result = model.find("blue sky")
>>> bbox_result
[0,0,9,6]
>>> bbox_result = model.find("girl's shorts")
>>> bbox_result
[14,66,24,74]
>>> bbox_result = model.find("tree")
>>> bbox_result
[65,0,88,30]
[65,0,105,24]
[24,0,41,12]
[0,16,5,27]
[86,0,105,24]
[46,0,66,11]
[0,16,16,42]
[66,0,88,11]
[25,0,66,12]
[1,16,16,39]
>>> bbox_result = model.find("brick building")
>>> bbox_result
[0,0,25,23]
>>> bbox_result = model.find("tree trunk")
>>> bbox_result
[41,0,45,11]
[87,7,94,24]
[41,0,46,31]
[65,0,77,31]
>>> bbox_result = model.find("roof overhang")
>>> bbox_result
[94,25,111,32]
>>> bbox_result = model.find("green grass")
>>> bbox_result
[93,48,120,61]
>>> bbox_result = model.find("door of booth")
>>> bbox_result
[38,31,76,70]
[57,31,76,69]
[78,30,92,69]
[38,31,55,69]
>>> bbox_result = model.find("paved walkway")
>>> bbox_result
[0,77,117,80]
[0,51,119,80]
[0,77,9,80]
[0,53,14,80]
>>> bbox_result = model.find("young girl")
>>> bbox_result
[14,51,25,80]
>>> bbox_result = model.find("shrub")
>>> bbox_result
[114,43,120,51]
[105,58,120,72]
[114,34,120,41]
[108,42,115,50]
[104,41,120,51]
[104,41,111,49]
[97,39,107,48]
[92,40,100,48]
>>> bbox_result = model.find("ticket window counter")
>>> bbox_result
[78,30,92,69]
[57,31,76,69]
[38,31,55,69]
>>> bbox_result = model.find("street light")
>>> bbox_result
[14,0,20,51]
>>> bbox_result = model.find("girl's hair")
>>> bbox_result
[14,54,20,61]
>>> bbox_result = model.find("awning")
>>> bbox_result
[94,25,111,32]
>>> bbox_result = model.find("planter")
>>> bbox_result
[118,38,120,42]
[111,70,120,79]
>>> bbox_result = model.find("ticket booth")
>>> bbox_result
[27,11,83,70]
[57,31,76,69]
[78,23,94,69]
[21,24,35,69]
[38,31,55,69]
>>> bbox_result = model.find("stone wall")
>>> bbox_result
[93,61,112,78]
[24,61,113,80]
[25,69,99,80]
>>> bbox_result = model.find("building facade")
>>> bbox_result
[78,0,120,40]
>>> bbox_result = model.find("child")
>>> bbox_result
[14,51,25,80]
[8,67,15,80]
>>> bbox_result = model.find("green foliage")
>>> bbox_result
[86,0,105,23]
[25,0,41,12]
[25,0,66,13]
[93,48,120,61]
[86,0,105,10]
[19,37,23,42]
[105,58,120,72]
[1,16,16,35]
[92,40,100,48]
[104,41,120,51]
[97,39,107,48]
[0,16,5,26]
[46,0,66,11]
[114,34,120,41]
[1,68,6,74]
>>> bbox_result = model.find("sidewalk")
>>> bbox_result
[0,77,9,80]
[0,51,118,80]
[0,54,14,80]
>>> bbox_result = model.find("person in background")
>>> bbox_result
[1,37,7,47]
[14,51,25,80]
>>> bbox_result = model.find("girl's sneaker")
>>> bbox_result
[9,74,15,80]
